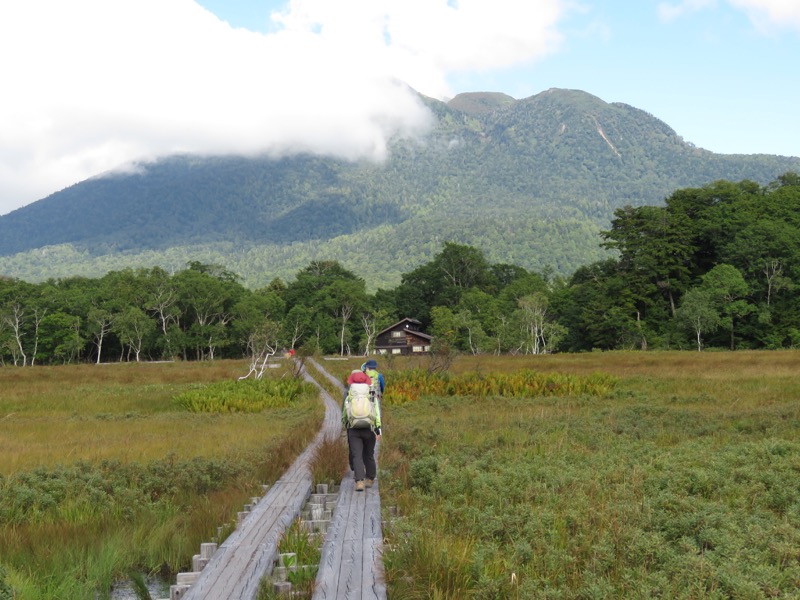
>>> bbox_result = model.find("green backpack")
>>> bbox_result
[364,368,382,400]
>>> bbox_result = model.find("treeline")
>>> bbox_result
[1,174,798,364]
[559,172,800,351]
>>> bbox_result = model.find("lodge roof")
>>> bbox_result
[376,317,424,337]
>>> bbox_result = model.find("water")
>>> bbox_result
[108,575,170,600]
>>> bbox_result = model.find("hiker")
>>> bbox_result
[343,369,382,492]
[361,358,385,397]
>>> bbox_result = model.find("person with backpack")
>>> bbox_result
[361,359,385,397]
[343,369,382,492]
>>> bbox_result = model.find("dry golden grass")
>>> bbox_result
[393,349,800,407]
[0,359,323,475]
[412,349,800,379]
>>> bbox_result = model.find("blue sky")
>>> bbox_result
[0,0,798,215]
[196,0,799,156]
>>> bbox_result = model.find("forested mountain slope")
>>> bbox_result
[1,88,797,289]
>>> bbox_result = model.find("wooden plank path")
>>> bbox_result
[178,359,386,599]
[309,358,387,600]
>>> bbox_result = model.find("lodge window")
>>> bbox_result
[391,331,404,338]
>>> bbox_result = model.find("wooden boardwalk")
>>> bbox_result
[310,359,387,600]
[178,359,386,600]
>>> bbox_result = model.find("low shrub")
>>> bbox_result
[384,368,616,405]
[380,355,800,598]
[175,378,316,413]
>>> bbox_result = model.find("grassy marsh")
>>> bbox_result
[4,351,800,598]
[0,359,322,599]
[378,351,800,598]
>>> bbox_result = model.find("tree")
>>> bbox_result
[231,291,286,356]
[174,265,246,360]
[38,311,83,364]
[360,309,392,356]
[456,309,488,355]
[602,204,695,318]
[677,288,721,351]
[430,306,461,352]
[87,307,114,365]
[393,243,494,328]
[114,307,156,362]
[700,264,753,350]
[143,267,181,359]
[0,279,45,366]
[239,318,281,380]
[321,279,368,356]
[1,301,28,366]
[554,260,641,351]
[436,242,493,293]
[281,305,312,352]
[515,293,565,354]
[721,220,797,307]
[283,261,366,354]
[430,305,487,354]
[282,261,362,309]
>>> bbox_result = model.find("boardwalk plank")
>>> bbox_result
[314,455,385,598]
[182,364,338,600]
[361,482,385,597]
[337,483,366,600]
[180,359,386,600]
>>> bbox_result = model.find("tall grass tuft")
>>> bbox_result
[309,435,349,486]
[256,518,321,599]
[128,570,153,600]
[384,513,477,600]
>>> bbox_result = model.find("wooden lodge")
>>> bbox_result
[374,318,432,356]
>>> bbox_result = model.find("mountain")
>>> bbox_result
[1,88,798,289]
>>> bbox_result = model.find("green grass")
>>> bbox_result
[175,377,317,413]
[5,351,800,598]
[0,359,322,600]
[380,351,800,599]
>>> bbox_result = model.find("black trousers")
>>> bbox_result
[347,427,377,482]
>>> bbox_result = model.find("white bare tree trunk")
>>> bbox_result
[239,327,279,380]
[148,286,178,357]
[286,318,305,352]
[337,304,353,356]
[6,304,28,366]
[518,295,548,355]
[693,317,703,351]
[90,313,113,365]
[361,313,378,356]
[30,308,46,366]
[763,259,783,307]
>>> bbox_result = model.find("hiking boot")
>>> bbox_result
[365,479,374,488]
[355,480,365,492]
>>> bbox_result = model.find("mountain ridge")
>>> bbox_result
[1,88,798,289]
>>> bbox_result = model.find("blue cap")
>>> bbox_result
[364,359,378,369]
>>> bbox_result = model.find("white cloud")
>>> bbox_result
[0,0,569,215]
[657,0,717,23]
[728,0,800,31]
[657,0,800,30]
